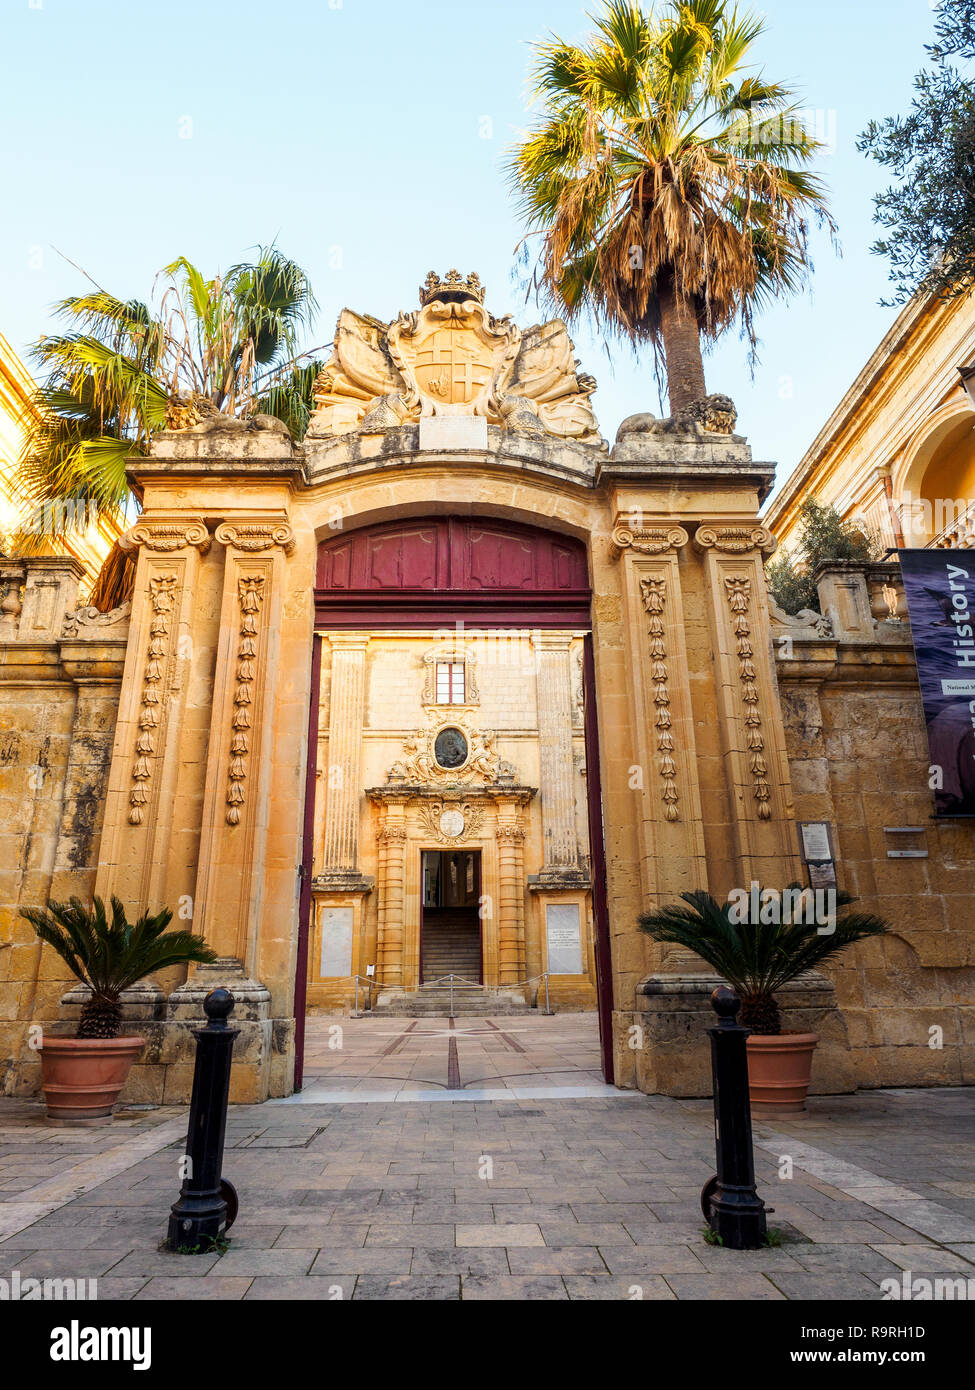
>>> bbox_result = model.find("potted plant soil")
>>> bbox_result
[638,887,888,1114]
[20,895,215,1125]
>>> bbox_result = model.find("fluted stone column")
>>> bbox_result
[320,636,369,885]
[534,633,586,884]
[496,814,527,985]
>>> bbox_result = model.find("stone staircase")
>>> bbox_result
[421,911,482,985]
[368,910,528,1015]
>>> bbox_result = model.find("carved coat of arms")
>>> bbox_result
[308,270,600,445]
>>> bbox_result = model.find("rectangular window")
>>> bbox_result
[435,660,465,704]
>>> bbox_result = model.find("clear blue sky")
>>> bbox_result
[0,0,939,492]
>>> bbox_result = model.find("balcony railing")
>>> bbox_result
[926,501,975,550]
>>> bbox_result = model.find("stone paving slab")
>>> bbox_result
[1,1017,975,1300]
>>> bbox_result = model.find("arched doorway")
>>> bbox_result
[294,515,614,1086]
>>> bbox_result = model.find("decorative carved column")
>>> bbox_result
[319,635,372,890]
[694,524,801,886]
[533,633,587,886]
[95,516,211,912]
[611,522,707,907]
[496,800,528,985]
[193,518,295,969]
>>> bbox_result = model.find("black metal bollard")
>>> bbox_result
[167,987,239,1251]
[703,985,768,1250]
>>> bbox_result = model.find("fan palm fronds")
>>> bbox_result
[14,245,318,609]
[508,0,835,411]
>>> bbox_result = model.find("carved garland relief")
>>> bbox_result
[639,576,680,822]
[723,576,772,820]
[128,574,179,825]
[226,575,266,826]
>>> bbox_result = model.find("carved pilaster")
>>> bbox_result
[226,575,266,826]
[194,517,294,966]
[695,522,799,886]
[95,520,211,912]
[618,522,706,908]
[639,576,679,823]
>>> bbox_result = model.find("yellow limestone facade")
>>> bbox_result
[2,271,974,1104]
[765,288,975,553]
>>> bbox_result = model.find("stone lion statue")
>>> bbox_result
[616,393,738,442]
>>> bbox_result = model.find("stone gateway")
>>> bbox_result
[1,271,973,1104]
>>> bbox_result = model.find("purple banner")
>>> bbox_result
[899,548,975,816]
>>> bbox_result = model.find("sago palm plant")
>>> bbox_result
[638,887,888,1033]
[508,0,835,412]
[14,246,320,608]
[20,896,215,1039]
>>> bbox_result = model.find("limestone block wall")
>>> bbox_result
[0,562,127,1095]
[776,562,975,1089]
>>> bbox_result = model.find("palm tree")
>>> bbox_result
[15,246,320,608]
[508,0,835,413]
[20,895,215,1039]
[638,887,888,1033]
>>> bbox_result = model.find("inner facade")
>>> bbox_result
[304,515,598,1013]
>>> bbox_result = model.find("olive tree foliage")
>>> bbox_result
[858,1,975,303]
[766,498,880,615]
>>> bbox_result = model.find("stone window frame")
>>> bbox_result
[421,643,479,708]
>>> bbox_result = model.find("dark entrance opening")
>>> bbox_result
[420,850,482,984]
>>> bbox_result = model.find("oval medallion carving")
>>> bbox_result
[439,809,465,839]
[434,727,468,769]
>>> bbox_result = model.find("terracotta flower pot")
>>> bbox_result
[746,1032,819,1116]
[40,1035,145,1125]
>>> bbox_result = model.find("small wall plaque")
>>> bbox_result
[883,826,928,859]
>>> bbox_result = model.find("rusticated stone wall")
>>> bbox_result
[0,559,128,1096]
[775,560,975,1090]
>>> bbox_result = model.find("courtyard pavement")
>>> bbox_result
[1,1013,974,1300]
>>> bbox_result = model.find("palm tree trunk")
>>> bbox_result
[658,280,707,415]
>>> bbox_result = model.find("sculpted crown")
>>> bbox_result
[419,269,485,306]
